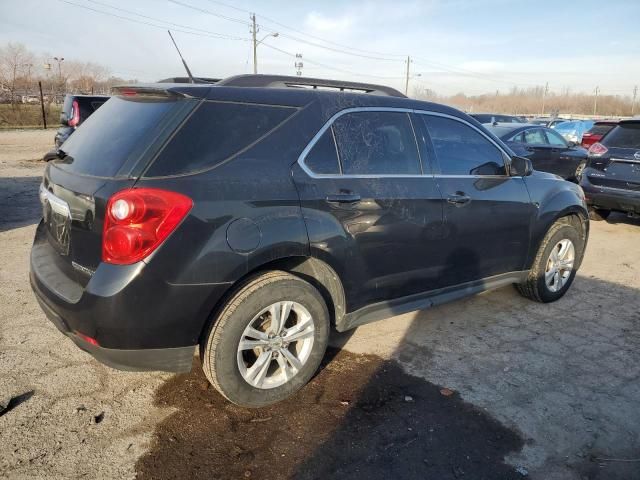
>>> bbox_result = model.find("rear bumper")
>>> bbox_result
[29,221,231,372]
[31,270,196,372]
[581,175,640,213]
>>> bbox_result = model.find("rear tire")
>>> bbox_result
[516,220,584,303]
[201,271,329,408]
[588,207,610,221]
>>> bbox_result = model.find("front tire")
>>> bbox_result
[517,220,584,303]
[201,271,330,408]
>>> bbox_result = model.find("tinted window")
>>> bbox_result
[509,131,524,142]
[524,129,547,144]
[545,129,567,146]
[56,96,194,177]
[304,128,340,174]
[332,111,421,175]
[422,115,506,176]
[588,124,616,136]
[601,123,640,149]
[147,101,296,176]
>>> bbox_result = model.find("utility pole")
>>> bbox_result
[632,85,638,116]
[251,14,258,74]
[404,56,411,96]
[593,86,599,116]
[541,82,549,116]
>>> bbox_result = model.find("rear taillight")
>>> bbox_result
[68,99,80,127]
[102,188,193,265]
[588,142,608,157]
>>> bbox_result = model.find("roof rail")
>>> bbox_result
[157,77,221,84]
[216,74,406,98]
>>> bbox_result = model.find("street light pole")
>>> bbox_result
[250,14,279,75]
[53,57,64,97]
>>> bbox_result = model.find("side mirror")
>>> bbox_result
[510,156,533,176]
[567,141,576,148]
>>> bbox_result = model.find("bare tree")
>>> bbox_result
[0,42,35,106]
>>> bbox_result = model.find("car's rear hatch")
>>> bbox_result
[35,86,203,300]
[587,121,640,192]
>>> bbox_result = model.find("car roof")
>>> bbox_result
[114,74,473,123]
[484,123,542,138]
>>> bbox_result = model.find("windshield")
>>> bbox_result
[55,96,197,178]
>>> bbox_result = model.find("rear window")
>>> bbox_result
[601,123,640,149]
[145,101,297,177]
[56,96,196,177]
[587,124,616,136]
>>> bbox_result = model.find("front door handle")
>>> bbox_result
[326,193,361,204]
[447,193,471,207]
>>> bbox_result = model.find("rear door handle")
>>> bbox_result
[326,193,361,204]
[447,193,471,206]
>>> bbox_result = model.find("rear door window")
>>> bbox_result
[524,129,547,145]
[146,101,297,176]
[422,115,507,176]
[55,96,195,178]
[332,111,421,175]
[545,129,567,146]
[601,123,640,149]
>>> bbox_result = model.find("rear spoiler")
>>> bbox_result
[111,84,209,99]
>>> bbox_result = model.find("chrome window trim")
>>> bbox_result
[297,106,518,179]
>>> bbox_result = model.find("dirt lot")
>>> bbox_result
[1,130,639,479]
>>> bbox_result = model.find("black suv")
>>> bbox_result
[31,75,589,407]
[579,120,640,220]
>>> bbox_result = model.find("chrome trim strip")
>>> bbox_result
[39,183,71,218]
[611,158,640,164]
[297,106,514,179]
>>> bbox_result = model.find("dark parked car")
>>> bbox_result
[470,113,525,124]
[486,123,588,180]
[54,94,109,148]
[579,120,640,220]
[581,121,618,150]
[31,75,589,407]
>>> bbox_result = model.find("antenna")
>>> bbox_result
[167,30,195,84]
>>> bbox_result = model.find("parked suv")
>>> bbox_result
[579,119,640,220]
[31,75,589,407]
[54,94,109,148]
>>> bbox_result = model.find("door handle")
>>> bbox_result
[447,193,471,206]
[326,193,361,204]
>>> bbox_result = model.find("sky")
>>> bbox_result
[1,0,639,97]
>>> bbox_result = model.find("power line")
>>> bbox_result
[202,0,407,59]
[168,0,251,27]
[57,0,249,41]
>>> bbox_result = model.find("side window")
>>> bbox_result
[332,111,421,175]
[545,129,567,146]
[509,132,524,142]
[524,129,547,145]
[146,101,296,177]
[304,128,340,174]
[422,115,506,176]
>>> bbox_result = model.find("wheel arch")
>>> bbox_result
[198,255,346,346]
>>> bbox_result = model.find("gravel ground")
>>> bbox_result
[1,129,639,479]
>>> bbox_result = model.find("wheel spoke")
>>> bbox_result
[239,338,270,350]
[280,347,303,372]
[545,267,557,282]
[246,351,272,387]
[245,326,269,341]
[275,354,289,381]
[279,301,292,334]
[553,271,561,290]
[282,318,314,342]
[557,241,571,260]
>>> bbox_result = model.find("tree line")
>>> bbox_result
[414,85,637,118]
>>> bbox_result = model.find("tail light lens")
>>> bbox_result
[103,188,193,265]
[588,142,608,157]
[68,99,80,127]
